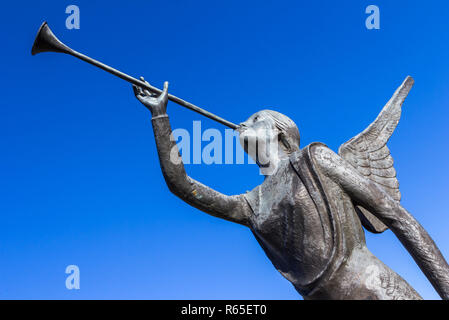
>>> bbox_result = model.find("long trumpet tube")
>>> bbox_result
[31,22,238,130]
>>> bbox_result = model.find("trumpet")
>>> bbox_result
[31,22,238,130]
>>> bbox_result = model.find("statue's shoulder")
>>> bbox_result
[290,142,331,165]
[289,142,342,182]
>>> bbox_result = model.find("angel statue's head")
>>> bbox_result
[237,110,300,175]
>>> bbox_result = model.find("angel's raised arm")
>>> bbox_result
[152,115,251,226]
[134,82,251,226]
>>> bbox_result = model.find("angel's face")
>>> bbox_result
[237,111,280,167]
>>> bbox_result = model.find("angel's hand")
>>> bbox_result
[133,77,169,117]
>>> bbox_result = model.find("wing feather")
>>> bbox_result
[369,155,394,169]
[369,145,391,160]
[370,167,396,178]
[338,76,414,233]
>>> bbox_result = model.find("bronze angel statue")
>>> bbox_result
[29,23,448,300]
[133,76,449,300]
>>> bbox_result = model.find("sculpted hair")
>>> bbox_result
[261,110,300,153]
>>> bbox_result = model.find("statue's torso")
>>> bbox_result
[244,144,366,295]
[244,143,422,299]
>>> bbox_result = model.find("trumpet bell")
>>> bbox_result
[31,22,72,55]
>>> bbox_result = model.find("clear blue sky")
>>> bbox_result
[1,0,449,299]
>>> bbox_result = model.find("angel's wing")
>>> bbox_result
[338,76,414,233]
